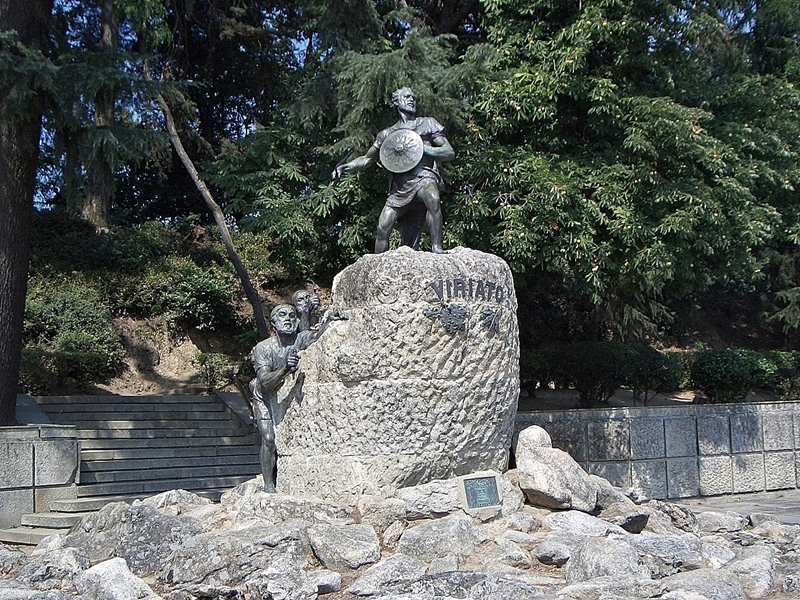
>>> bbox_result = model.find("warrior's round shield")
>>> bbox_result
[380,129,424,174]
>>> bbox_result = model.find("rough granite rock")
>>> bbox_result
[307,523,381,571]
[0,544,25,576]
[75,557,161,600]
[135,489,212,516]
[387,571,542,600]
[63,502,202,576]
[0,579,75,600]
[626,533,704,577]
[541,510,627,537]
[15,547,90,592]
[513,427,600,513]
[557,575,666,600]
[725,546,776,599]
[396,514,481,562]
[158,525,310,586]
[694,511,748,534]
[661,568,747,600]
[347,554,429,596]
[274,247,520,501]
[394,471,522,521]
[564,536,651,584]
[357,496,407,531]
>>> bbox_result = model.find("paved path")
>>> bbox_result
[677,489,800,525]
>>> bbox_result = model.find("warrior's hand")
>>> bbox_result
[286,351,300,373]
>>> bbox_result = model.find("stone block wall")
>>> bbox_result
[0,426,79,528]
[516,402,800,500]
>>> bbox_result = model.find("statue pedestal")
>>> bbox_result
[274,246,519,502]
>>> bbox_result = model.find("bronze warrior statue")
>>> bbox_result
[332,87,455,254]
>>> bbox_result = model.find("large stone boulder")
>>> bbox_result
[275,246,519,501]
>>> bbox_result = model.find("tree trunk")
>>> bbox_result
[0,0,53,426]
[82,0,117,228]
[155,92,270,337]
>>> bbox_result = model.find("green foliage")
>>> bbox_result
[626,345,682,405]
[21,279,124,392]
[0,30,56,124]
[550,341,635,408]
[192,352,233,393]
[690,347,768,403]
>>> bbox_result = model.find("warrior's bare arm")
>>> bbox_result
[255,351,299,393]
[425,135,455,162]
[332,146,379,181]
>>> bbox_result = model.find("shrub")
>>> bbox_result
[690,347,765,403]
[551,341,635,408]
[761,351,800,400]
[23,280,124,387]
[626,345,682,405]
[192,352,233,393]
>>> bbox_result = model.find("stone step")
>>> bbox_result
[81,444,258,461]
[0,526,71,546]
[46,411,233,424]
[38,402,224,413]
[75,426,252,439]
[81,453,260,474]
[20,512,91,529]
[78,434,258,450]
[80,462,260,484]
[76,475,256,498]
[35,395,218,406]
[64,417,243,431]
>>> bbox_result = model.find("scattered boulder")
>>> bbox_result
[645,500,698,533]
[513,426,600,513]
[694,511,748,534]
[627,533,704,577]
[15,547,90,592]
[387,571,543,600]
[395,514,480,562]
[347,554,428,596]
[394,471,522,521]
[725,546,776,599]
[0,544,25,576]
[357,496,407,531]
[661,568,747,600]
[308,523,381,570]
[542,510,626,537]
[564,536,651,584]
[134,490,212,518]
[75,557,161,600]
[558,575,665,600]
[64,502,203,575]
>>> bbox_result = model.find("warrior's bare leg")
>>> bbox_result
[417,184,445,254]
[253,401,277,492]
[375,205,402,253]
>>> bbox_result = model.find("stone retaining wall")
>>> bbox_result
[516,401,800,500]
[0,425,79,528]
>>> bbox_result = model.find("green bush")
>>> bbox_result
[690,347,766,403]
[551,341,635,408]
[626,345,682,405]
[22,280,124,392]
[18,348,111,395]
[192,352,233,392]
[760,351,800,400]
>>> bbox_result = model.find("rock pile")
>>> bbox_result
[1,426,799,600]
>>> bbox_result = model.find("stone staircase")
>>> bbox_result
[0,394,260,545]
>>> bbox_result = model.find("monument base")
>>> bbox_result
[274,247,520,502]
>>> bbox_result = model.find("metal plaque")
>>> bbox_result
[380,129,424,173]
[461,475,501,509]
